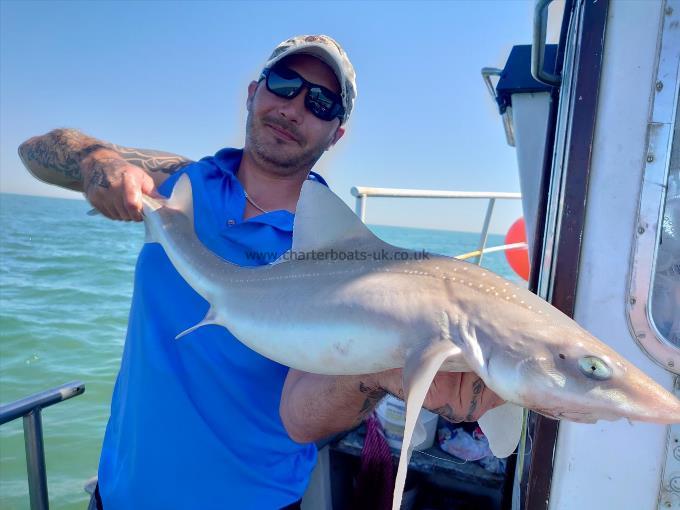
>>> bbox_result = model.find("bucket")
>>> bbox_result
[375,395,438,451]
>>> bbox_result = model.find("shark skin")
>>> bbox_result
[142,174,680,510]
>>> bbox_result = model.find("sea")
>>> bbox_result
[0,192,523,510]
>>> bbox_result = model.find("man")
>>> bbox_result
[19,35,504,509]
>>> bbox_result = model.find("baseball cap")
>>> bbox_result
[263,35,357,124]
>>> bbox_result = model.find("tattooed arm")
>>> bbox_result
[280,370,386,443]
[279,368,504,444]
[18,128,193,221]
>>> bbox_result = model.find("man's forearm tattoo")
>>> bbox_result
[357,381,386,423]
[433,377,486,423]
[115,147,193,175]
[18,128,94,183]
[18,128,193,184]
[84,158,120,194]
[465,378,485,421]
[433,403,463,423]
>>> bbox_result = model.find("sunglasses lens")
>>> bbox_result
[306,88,339,121]
[264,67,344,122]
[266,68,304,98]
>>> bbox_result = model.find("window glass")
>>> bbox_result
[652,107,680,346]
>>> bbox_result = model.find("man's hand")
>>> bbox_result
[82,149,158,222]
[377,368,505,422]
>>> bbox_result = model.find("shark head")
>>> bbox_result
[507,326,680,424]
[449,262,680,425]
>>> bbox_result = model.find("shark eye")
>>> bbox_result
[578,356,612,381]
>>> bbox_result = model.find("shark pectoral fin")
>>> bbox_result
[175,307,219,340]
[453,319,525,458]
[477,402,525,458]
[391,339,462,510]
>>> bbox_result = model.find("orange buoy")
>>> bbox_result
[504,218,530,281]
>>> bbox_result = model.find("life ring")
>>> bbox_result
[505,218,530,281]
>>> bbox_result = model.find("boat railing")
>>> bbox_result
[350,186,523,265]
[0,381,85,510]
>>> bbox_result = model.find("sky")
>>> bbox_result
[0,0,562,234]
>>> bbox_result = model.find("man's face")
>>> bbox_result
[245,54,345,174]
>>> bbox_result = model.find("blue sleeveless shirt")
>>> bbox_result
[98,148,325,509]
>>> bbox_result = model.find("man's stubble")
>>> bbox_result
[245,110,333,177]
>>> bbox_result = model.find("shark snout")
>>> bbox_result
[628,382,680,424]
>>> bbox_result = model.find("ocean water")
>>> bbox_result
[0,192,522,509]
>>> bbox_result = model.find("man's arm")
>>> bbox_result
[280,368,504,444]
[18,128,193,221]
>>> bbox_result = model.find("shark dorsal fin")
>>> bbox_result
[167,174,194,225]
[292,180,381,253]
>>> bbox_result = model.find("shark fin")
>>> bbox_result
[477,402,525,458]
[175,307,218,340]
[166,174,194,225]
[392,336,462,510]
[454,317,525,458]
[293,180,383,253]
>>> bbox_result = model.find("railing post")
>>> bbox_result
[23,409,49,510]
[356,195,367,222]
[1,381,85,510]
[475,198,496,265]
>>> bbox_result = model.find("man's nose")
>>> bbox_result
[277,91,306,124]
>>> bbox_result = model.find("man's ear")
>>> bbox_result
[246,81,258,111]
[327,126,345,149]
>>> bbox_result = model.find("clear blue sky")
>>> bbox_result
[0,0,561,233]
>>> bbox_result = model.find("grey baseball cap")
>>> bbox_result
[263,35,357,124]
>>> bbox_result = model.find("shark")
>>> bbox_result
[141,174,680,510]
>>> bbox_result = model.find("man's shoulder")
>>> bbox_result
[202,147,243,174]
[159,148,242,197]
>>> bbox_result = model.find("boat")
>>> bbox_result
[301,0,680,508]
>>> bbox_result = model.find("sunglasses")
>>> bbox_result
[260,66,345,122]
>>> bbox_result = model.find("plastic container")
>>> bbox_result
[375,395,438,451]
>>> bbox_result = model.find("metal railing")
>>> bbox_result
[0,381,85,510]
[350,186,522,265]
[481,66,516,147]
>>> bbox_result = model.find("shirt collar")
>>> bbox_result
[211,148,329,233]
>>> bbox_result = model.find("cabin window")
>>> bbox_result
[651,108,680,347]
[628,8,680,373]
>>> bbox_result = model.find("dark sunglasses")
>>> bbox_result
[259,66,345,122]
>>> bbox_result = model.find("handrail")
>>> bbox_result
[0,381,85,510]
[0,381,85,425]
[350,186,522,265]
[481,67,516,146]
[532,0,561,86]
[350,187,521,200]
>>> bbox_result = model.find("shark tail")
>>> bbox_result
[142,174,194,244]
